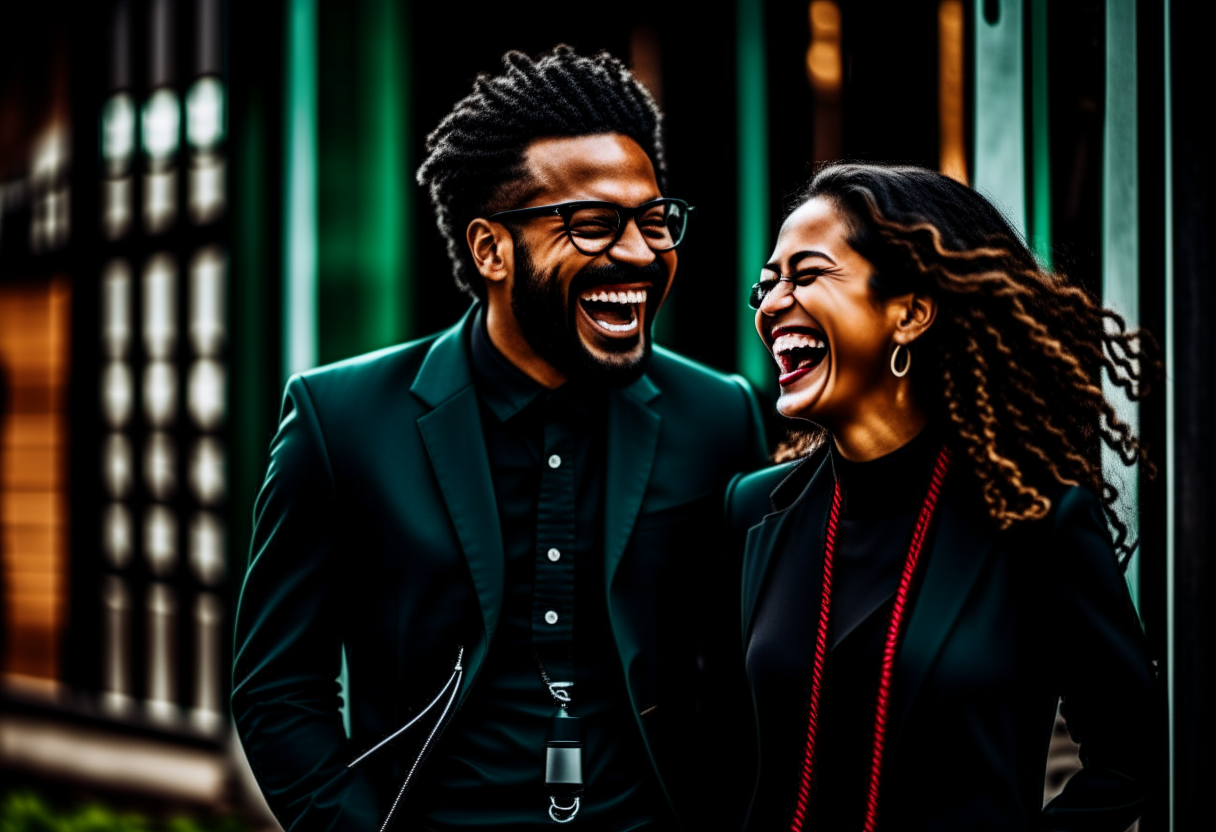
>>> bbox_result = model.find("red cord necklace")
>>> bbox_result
[788,445,951,832]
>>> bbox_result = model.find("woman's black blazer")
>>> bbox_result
[726,448,1159,831]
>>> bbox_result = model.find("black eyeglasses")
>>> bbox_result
[487,198,694,256]
[747,274,819,309]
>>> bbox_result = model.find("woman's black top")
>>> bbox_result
[746,429,943,830]
[736,431,1160,832]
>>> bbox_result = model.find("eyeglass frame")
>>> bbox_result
[486,197,695,255]
[747,273,820,310]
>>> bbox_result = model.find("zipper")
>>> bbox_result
[343,646,465,832]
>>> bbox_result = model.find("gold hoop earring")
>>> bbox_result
[890,344,911,378]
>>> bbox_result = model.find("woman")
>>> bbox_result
[728,163,1159,831]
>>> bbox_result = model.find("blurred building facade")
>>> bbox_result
[0,1,1212,829]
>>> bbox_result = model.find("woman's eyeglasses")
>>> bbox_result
[747,274,820,309]
[487,198,693,256]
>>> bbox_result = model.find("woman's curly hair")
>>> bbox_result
[778,163,1158,564]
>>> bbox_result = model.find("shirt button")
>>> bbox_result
[544,610,559,625]
[547,548,561,562]
[548,454,562,469]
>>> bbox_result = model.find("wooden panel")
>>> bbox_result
[0,278,70,684]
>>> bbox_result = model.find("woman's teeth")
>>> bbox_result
[772,333,824,353]
[772,331,828,374]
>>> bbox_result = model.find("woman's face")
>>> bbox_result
[755,197,916,430]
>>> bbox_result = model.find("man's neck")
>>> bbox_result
[485,301,568,390]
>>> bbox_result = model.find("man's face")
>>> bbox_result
[501,134,678,387]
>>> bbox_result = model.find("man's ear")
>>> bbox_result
[467,218,515,286]
[892,292,937,345]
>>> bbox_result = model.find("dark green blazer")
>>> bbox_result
[232,306,767,832]
[727,449,1159,831]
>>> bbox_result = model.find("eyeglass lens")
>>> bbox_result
[748,279,779,309]
[567,201,688,255]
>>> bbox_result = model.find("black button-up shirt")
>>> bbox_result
[408,310,662,830]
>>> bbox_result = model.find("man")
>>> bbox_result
[232,46,767,831]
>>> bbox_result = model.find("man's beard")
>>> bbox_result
[510,240,666,388]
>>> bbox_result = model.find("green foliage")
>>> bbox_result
[0,791,249,832]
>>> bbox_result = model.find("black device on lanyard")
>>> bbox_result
[538,676,582,822]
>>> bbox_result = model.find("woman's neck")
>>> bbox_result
[830,396,928,462]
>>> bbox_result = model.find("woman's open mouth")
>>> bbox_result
[577,283,649,338]
[771,326,828,386]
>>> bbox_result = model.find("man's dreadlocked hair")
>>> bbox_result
[778,163,1158,564]
[416,45,666,300]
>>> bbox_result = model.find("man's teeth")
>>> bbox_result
[772,333,826,354]
[598,319,638,333]
[581,289,649,304]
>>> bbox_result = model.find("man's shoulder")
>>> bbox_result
[289,328,449,414]
[647,345,757,405]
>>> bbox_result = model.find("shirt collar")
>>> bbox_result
[828,426,943,519]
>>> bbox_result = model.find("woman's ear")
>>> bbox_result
[893,293,937,345]
[466,219,515,286]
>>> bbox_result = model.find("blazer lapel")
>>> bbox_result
[741,516,792,641]
[603,375,662,600]
[742,453,833,643]
[412,308,505,677]
[890,485,995,743]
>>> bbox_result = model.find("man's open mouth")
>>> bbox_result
[771,327,828,386]
[577,284,649,337]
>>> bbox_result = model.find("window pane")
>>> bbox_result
[144,504,177,576]
[187,360,225,429]
[189,247,226,356]
[142,254,177,360]
[102,260,132,359]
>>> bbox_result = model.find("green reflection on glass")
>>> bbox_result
[284,0,318,379]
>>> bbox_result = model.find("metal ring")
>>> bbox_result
[890,343,912,378]
[549,796,580,824]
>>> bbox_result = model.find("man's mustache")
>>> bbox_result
[569,260,666,297]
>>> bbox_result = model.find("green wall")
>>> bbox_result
[735,0,772,393]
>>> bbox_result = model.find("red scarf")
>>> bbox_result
[788,446,951,832]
